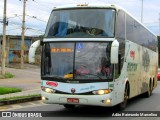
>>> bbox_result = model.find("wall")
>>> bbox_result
[0,35,43,64]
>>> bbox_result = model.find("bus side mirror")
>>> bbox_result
[111,40,119,64]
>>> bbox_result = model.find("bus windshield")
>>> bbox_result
[42,42,113,81]
[45,9,115,38]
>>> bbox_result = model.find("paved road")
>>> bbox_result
[0,66,40,90]
[1,82,160,120]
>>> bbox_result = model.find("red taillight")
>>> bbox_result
[46,81,58,87]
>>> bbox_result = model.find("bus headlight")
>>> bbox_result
[45,88,54,93]
[92,89,112,95]
[41,86,56,93]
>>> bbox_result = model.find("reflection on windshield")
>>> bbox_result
[45,9,115,38]
[43,43,51,74]
[42,42,113,80]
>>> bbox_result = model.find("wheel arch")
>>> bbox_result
[125,81,130,98]
[124,79,130,98]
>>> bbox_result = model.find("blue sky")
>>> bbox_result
[0,0,160,36]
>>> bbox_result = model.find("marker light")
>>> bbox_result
[77,3,88,6]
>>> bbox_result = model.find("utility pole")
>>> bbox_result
[1,0,7,75]
[20,0,34,68]
[20,0,26,68]
[159,13,160,35]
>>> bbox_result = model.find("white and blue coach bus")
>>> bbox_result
[41,4,158,110]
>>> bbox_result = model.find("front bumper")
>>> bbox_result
[41,91,114,107]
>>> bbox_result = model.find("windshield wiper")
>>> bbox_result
[76,73,103,80]
[44,75,71,80]
[53,76,65,80]
[44,74,103,80]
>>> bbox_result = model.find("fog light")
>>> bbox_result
[105,99,111,104]
[42,96,48,101]
[42,96,46,101]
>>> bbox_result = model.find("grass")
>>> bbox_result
[0,87,22,95]
[4,72,14,78]
[0,94,41,101]
[0,72,14,79]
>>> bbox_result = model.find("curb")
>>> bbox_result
[0,96,41,106]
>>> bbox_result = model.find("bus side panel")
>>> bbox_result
[112,62,128,105]
[125,40,158,98]
[124,40,141,98]
[141,46,158,93]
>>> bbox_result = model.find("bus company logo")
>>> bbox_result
[46,81,58,87]
[71,88,76,93]
[130,50,135,59]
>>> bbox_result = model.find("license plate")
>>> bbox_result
[67,98,79,103]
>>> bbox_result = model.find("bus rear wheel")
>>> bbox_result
[144,81,152,97]
[63,104,76,109]
[118,84,129,110]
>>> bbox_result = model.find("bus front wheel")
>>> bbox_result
[118,84,129,110]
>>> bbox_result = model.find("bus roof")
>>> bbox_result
[53,3,156,37]
[53,3,122,11]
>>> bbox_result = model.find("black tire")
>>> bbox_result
[118,84,129,110]
[63,104,76,109]
[144,82,152,98]
[152,80,154,91]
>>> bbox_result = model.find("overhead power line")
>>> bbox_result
[25,15,47,23]
[29,0,52,11]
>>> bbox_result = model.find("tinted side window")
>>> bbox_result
[126,14,157,52]
[115,10,125,78]
[116,10,125,40]
[126,14,135,42]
